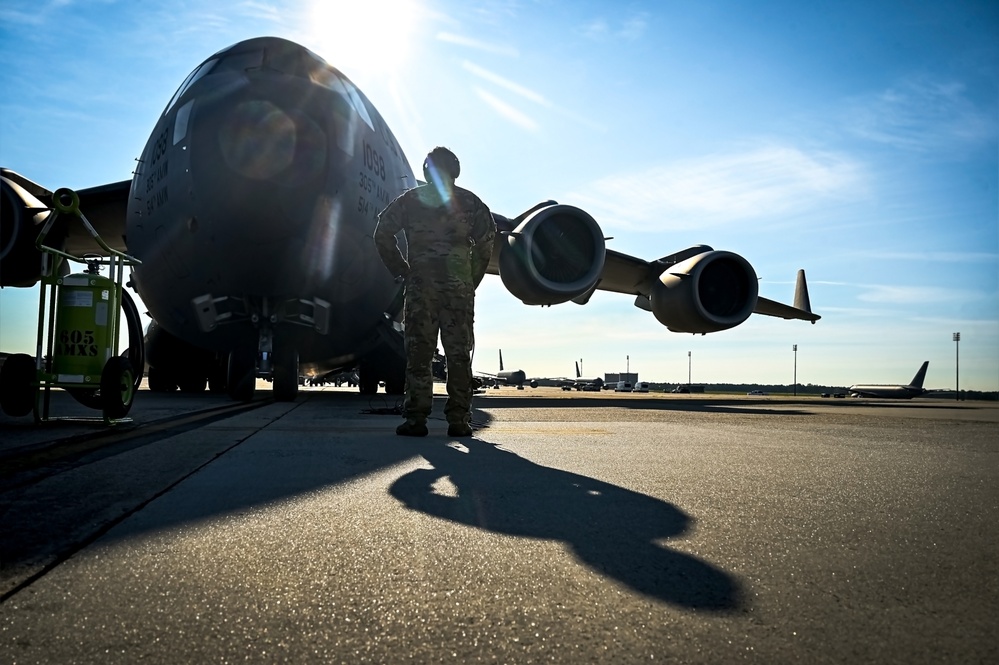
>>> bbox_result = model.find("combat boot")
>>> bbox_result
[396,420,428,437]
[447,422,473,437]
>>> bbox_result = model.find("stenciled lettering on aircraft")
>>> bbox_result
[143,124,171,216]
[145,159,168,194]
[357,140,393,222]
[358,169,392,221]
[362,140,386,181]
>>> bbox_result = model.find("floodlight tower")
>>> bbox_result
[793,344,798,397]
[953,332,960,401]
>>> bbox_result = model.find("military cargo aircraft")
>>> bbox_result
[0,36,819,406]
[475,350,538,390]
[570,361,605,391]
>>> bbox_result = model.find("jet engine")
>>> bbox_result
[650,250,759,333]
[497,204,605,306]
[0,173,52,287]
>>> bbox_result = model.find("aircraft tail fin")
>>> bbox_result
[499,349,504,372]
[793,269,812,314]
[909,361,929,389]
[575,361,581,378]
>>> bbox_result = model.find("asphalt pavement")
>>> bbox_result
[1,387,996,663]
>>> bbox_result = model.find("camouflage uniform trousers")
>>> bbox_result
[402,276,475,427]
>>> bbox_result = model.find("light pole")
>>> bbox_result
[793,344,798,396]
[687,351,691,385]
[953,333,960,401]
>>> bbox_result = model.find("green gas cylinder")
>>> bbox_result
[52,271,116,384]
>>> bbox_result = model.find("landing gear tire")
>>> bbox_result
[273,345,299,402]
[147,365,177,392]
[101,356,136,420]
[385,375,405,395]
[208,356,228,394]
[177,372,208,393]
[359,372,379,395]
[0,353,36,417]
[227,349,256,402]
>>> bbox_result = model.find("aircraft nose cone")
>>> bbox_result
[189,85,336,246]
[217,100,326,185]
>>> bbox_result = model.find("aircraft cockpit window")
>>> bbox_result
[257,47,306,77]
[213,51,264,74]
[173,100,194,145]
[309,67,374,131]
[164,59,217,115]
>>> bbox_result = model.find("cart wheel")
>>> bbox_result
[101,356,136,419]
[0,353,36,417]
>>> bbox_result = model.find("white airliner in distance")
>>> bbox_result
[849,361,930,399]
[0,36,819,409]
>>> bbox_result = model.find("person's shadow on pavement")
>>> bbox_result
[389,438,743,611]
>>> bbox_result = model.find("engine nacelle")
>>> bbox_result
[650,250,759,333]
[497,204,605,306]
[0,175,53,287]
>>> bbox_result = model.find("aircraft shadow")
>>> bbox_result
[389,436,744,612]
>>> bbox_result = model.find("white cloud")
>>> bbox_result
[462,61,551,107]
[565,144,864,231]
[474,87,539,132]
[846,77,996,152]
[239,1,283,23]
[618,13,650,40]
[464,61,605,133]
[857,250,999,263]
[857,285,980,304]
[578,12,649,41]
[437,31,519,57]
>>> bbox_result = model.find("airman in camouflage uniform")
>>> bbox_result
[374,147,495,437]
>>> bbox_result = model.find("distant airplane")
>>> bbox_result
[849,361,930,399]
[572,362,604,391]
[477,350,538,389]
[0,36,819,409]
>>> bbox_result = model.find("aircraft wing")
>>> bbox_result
[571,248,818,323]
[1,168,130,287]
[64,179,131,256]
[753,296,819,321]
[488,203,819,334]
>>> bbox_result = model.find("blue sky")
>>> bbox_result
[1,0,996,391]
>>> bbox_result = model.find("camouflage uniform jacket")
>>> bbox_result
[374,183,495,287]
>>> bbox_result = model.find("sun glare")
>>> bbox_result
[302,0,423,80]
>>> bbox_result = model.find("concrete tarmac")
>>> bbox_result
[1,387,997,663]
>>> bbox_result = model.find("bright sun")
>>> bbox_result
[302,0,424,80]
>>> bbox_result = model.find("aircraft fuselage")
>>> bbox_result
[126,37,415,366]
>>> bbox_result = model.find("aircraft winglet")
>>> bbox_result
[793,269,812,314]
[753,269,820,323]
